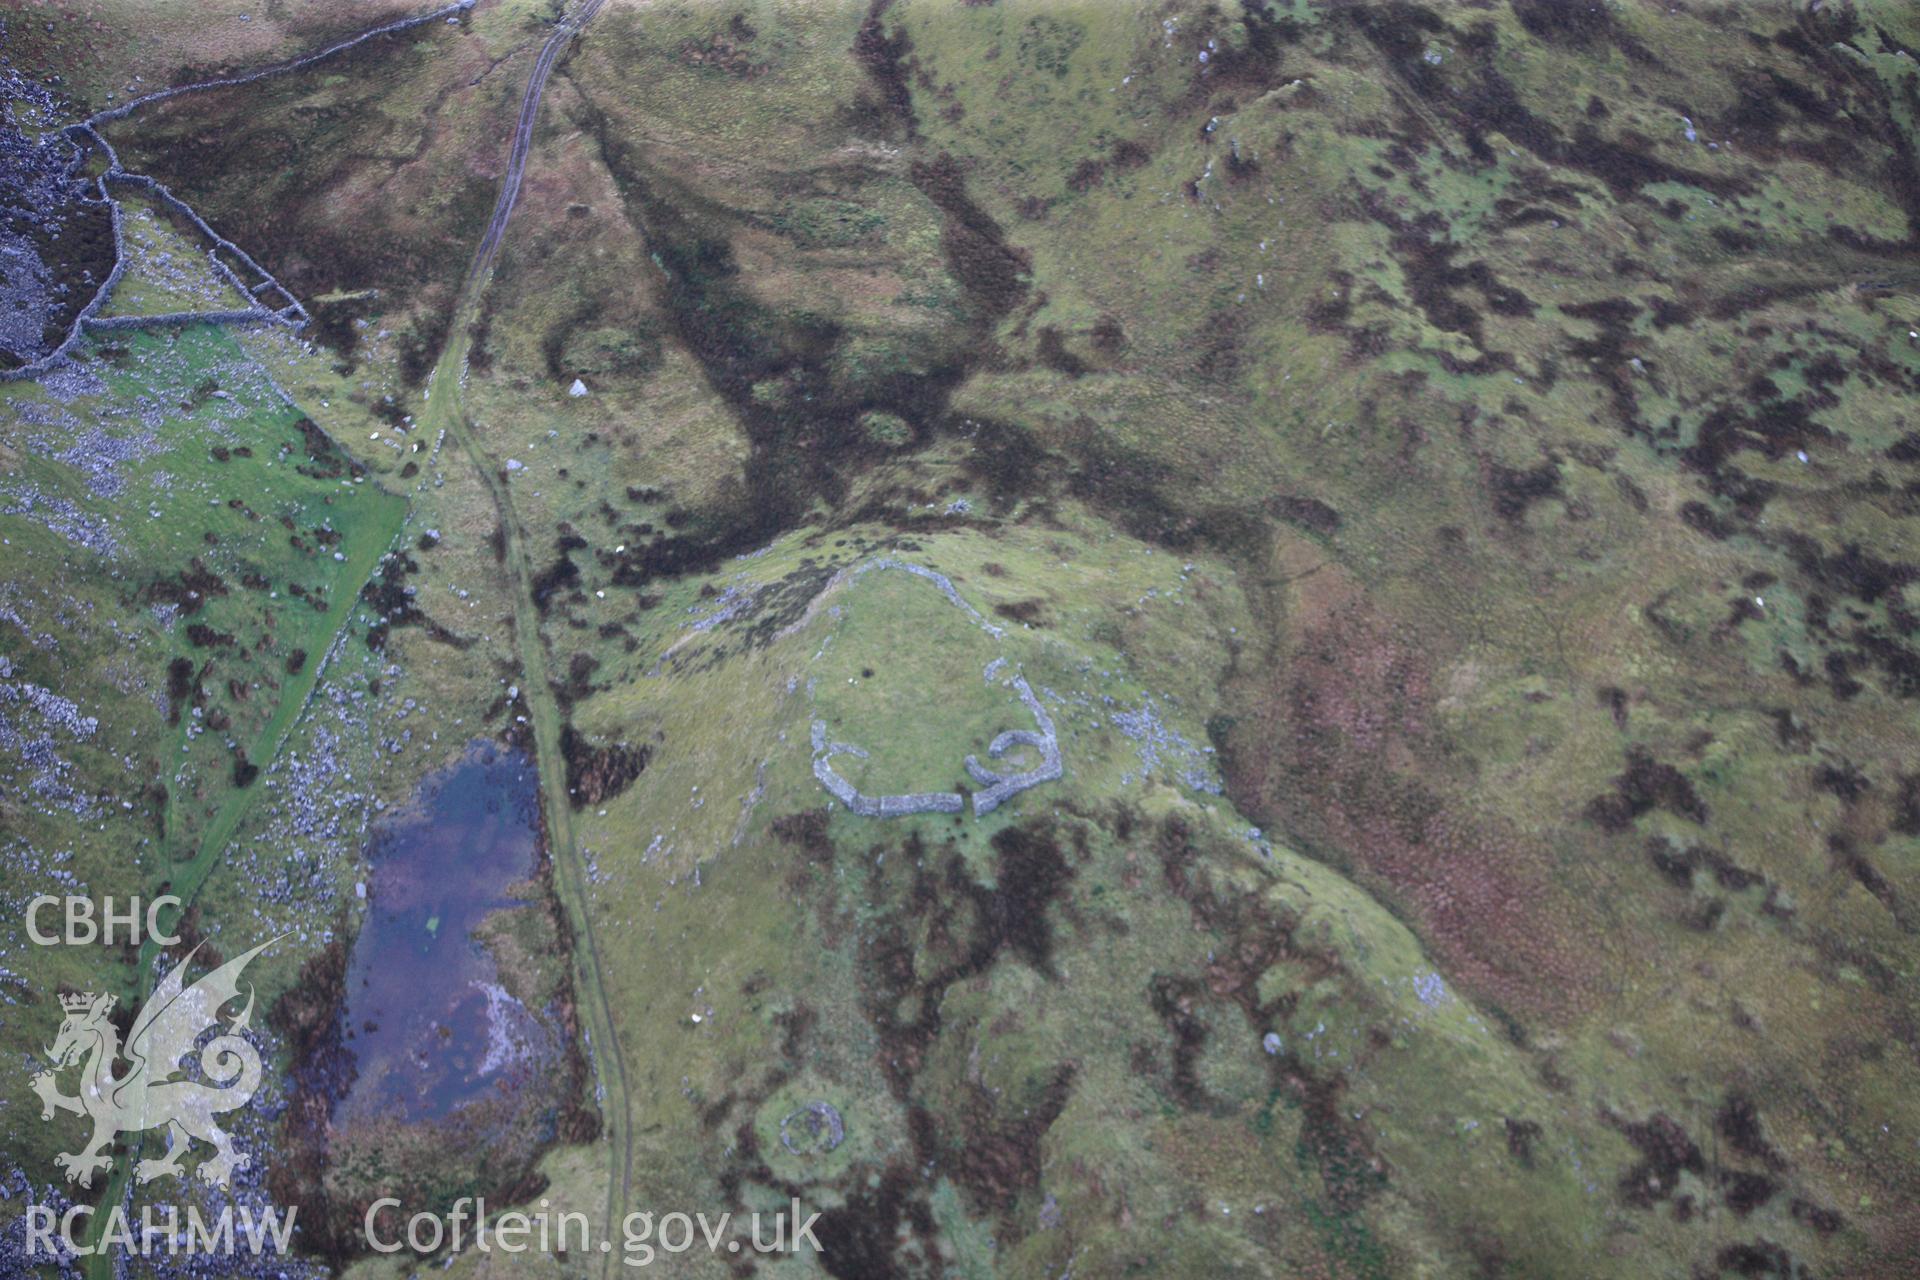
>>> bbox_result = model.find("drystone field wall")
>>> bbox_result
[965,676,1064,815]
[810,720,967,818]
[806,560,1062,820]
[1,3,474,380]
[0,158,124,381]
[83,1,475,127]
[0,141,291,383]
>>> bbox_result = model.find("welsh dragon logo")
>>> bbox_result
[30,938,279,1189]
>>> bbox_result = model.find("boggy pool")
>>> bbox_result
[337,741,554,1123]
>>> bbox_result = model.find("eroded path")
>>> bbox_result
[418,0,633,1267]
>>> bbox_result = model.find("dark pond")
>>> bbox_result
[337,741,550,1123]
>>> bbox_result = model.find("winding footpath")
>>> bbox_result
[419,0,635,1269]
[464,0,606,289]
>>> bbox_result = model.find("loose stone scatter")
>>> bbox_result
[779,1101,847,1156]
